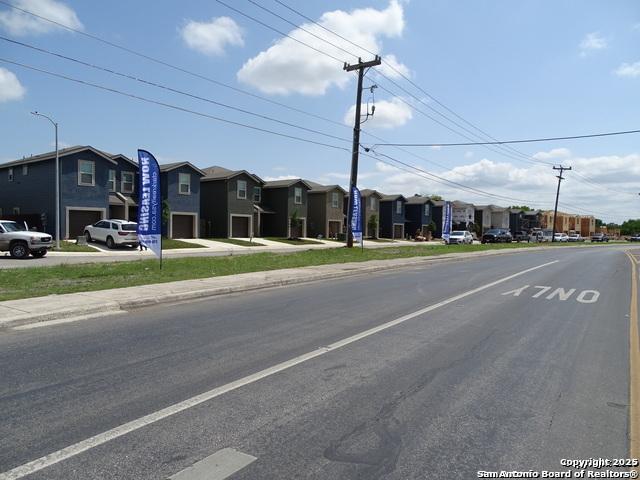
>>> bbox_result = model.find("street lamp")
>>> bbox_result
[31,111,60,250]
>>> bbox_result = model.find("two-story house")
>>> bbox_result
[262,179,312,238]
[405,195,433,237]
[379,194,407,239]
[0,145,203,240]
[306,181,346,239]
[199,166,265,238]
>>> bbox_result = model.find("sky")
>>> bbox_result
[0,0,638,223]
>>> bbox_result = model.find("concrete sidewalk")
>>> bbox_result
[0,246,557,329]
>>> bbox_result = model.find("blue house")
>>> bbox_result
[159,162,205,238]
[379,194,407,239]
[0,146,203,239]
[405,195,433,237]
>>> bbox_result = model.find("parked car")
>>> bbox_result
[447,230,473,245]
[84,219,139,249]
[0,220,53,258]
[512,231,530,243]
[529,229,553,242]
[553,233,569,242]
[481,228,512,243]
[591,233,609,242]
[629,234,640,242]
[567,233,585,242]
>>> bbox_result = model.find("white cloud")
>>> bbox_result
[0,67,26,102]
[180,16,244,56]
[0,0,82,36]
[343,97,412,129]
[579,32,607,57]
[615,61,640,78]
[377,53,410,79]
[237,1,407,95]
[532,148,571,160]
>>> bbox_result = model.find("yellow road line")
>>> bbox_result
[627,252,640,468]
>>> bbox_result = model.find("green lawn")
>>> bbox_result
[264,237,325,245]
[161,238,206,250]
[365,238,396,243]
[0,241,598,301]
[54,241,98,253]
[205,238,266,247]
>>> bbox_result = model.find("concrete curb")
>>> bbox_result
[0,244,617,329]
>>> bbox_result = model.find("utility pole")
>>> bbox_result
[344,55,381,248]
[31,111,60,250]
[551,165,571,242]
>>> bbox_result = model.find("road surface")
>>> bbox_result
[0,246,635,479]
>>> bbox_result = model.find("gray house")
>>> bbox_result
[262,179,312,238]
[0,146,203,240]
[159,162,205,239]
[379,194,407,239]
[306,181,346,239]
[199,166,265,238]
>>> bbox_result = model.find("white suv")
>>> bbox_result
[84,219,139,249]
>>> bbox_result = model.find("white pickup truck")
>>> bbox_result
[0,220,53,258]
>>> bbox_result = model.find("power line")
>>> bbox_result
[0,0,348,130]
[0,35,352,145]
[0,57,352,152]
[370,129,640,147]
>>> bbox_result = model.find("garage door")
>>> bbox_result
[231,216,250,237]
[393,224,404,239]
[68,210,102,239]
[172,215,194,238]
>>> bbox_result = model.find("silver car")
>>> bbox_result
[84,219,139,249]
[447,230,474,245]
[0,220,53,258]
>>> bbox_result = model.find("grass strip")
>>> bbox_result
[264,237,324,245]
[54,241,98,253]
[0,241,592,301]
[161,238,207,250]
[205,238,266,247]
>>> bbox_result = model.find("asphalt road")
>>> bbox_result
[0,246,634,479]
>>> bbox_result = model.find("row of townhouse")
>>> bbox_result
[0,146,597,241]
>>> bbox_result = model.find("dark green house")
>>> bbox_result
[262,179,312,238]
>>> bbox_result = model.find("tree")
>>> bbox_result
[367,214,378,239]
[595,218,604,227]
[621,219,640,235]
[430,195,443,201]
[508,205,532,211]
[289,210,303,239]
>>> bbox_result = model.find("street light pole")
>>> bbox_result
[31,111,60,249]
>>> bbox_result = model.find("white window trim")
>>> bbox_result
[237,180,247,200]
[294,187,303,205]
[8,168,13,182]
[168,211,198,239]
[253,186,261,203]
[178,173,191,195]
[121,171,135,194]
[77,160,95,187]
[22,165,28,175]
[229,213,253,238]
[396,201,402,215]
[370,197,376,210]
[108,170,116,192]
[331,192,339,208]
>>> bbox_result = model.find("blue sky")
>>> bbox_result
[0,0,638,222]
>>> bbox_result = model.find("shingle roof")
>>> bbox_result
[0,145,117,169]
[200,165,259,182]
[263,179,313,189]
[405,195,431,205]
[306,180,346,194]
[159,162,205,176]
[380,194,406,202]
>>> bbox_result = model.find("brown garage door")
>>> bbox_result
[231,216,249,237]
[172,214,194,238]
[68,210,102,239]
[393,224,404,239]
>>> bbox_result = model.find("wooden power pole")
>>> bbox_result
[551,165,571,241]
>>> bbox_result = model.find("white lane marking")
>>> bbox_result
[169,448,256,480]
[576,290,600,304]
[13,311,127,330]
[545,287,576,301]
[531,286,552,298]
[501,285,530,297]
[0,259,559,480]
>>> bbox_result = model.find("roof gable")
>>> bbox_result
[0,145,118,169]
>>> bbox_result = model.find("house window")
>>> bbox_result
[425,205,430,217]
[294,187,302,204]
[8,168,13,182]
[396,201,402,214]
[237,180,247,199]
[370,197,376,209]
[121,171,134,193]
[12,207,20,215]
[22,165,28,175]
[253,186,261,202]
[331,192,339,208]
[78,160,95,186]
[107,170,116,192]
[178,173,191,195]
